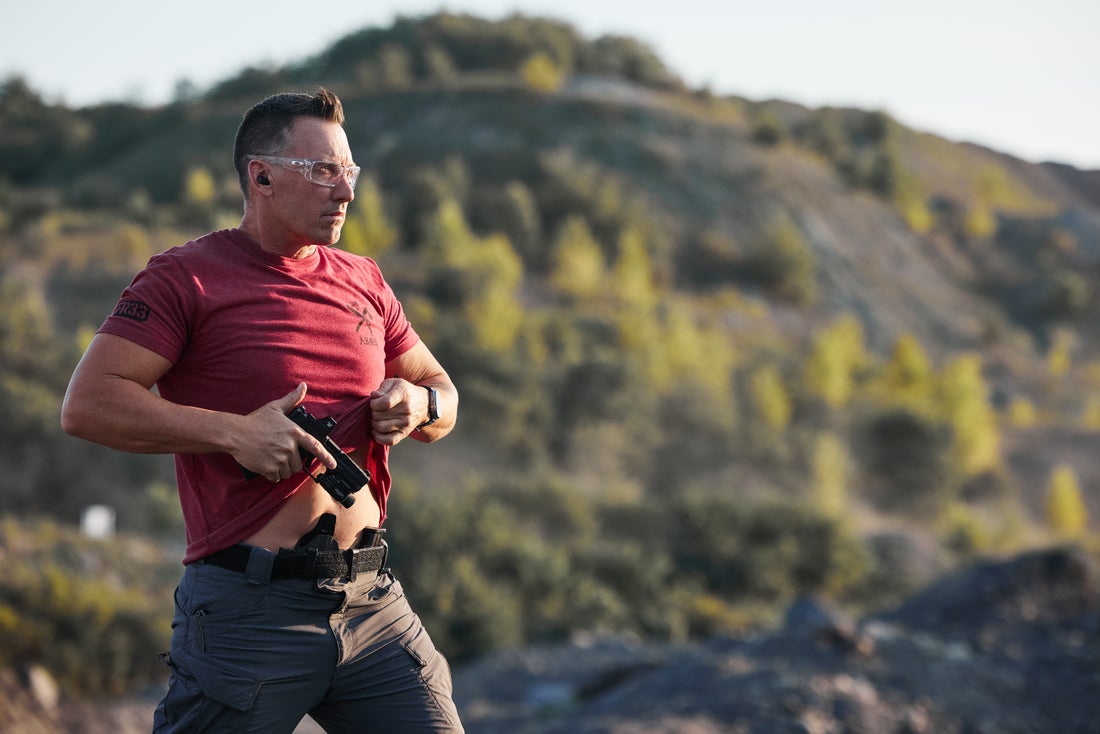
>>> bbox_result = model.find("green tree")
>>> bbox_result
[751,109,786,146]
[1047,328,1075,378]
[520,52,565,93]
[748,363,791,431]
[812,432,851,518]
[423,43,459,86]
[965,202,997,239]
[472,181,543,268]
[183,167,216,205]
[877,333,934,411]
[800,107,848,160]
[339,177,397,258]
[1045,465,1089,539]
[464,234,525,353]
[803,314,865,409]
[857,408,951,516]
[378,44,414,89]
[549,216,605,300]
[611,226,657,311]
[611,227,661,373]
[1007,396,1039,428]
[669,492,868,603]
[422,200,525,353]
[745,215,817,305]
[936,353,1001,478]
[660,300,736,396]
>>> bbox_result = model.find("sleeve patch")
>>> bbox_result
[112,299,151,322]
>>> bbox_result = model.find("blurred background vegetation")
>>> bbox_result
[2,11,1099,701]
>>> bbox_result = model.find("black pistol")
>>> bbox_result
[240,406,370,508]
[286,406,370,508]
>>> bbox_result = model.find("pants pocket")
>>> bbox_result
[184,652,264,712]
[173,613,264,712]
[401,623,439,668]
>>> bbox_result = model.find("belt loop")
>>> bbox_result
[303,548,318,577]
[244,546,275,585]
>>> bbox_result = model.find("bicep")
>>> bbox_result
[61,333,176,442]
[70,333,174,390]
[63,333,173,422]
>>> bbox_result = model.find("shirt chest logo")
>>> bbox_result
[346,301,379,346]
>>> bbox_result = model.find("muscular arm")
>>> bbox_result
[61,333,335,482]
[368,340,458,446]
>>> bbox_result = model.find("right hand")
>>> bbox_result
[233,383,337,482]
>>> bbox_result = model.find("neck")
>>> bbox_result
[238,214,317,260]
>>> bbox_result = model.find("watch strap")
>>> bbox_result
[417,385,439,429]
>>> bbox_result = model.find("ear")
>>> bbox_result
[248,160,273,194]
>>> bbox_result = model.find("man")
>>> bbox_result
[61,87,463,733]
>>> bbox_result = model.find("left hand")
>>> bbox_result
[368,378,428,446]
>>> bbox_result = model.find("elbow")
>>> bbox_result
[60,394,97,442]
[60,402,86,440]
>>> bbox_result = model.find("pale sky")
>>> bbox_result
[3,0,1098,168]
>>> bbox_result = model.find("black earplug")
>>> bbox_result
[256,174,270,185]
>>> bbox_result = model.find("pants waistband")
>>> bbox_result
[199,541,387,582]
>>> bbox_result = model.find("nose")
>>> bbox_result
[333,175,355,203]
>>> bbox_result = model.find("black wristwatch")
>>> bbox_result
[417,385,439,429]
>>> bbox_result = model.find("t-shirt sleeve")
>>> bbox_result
[97,251,193,365]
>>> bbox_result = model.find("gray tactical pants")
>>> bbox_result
[152,552,463,733]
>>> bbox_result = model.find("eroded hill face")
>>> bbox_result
[2,18,1100,725]
[450,546,1099,733]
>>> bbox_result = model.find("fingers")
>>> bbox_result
[273,382,308,412]
[369,379,421,446]
[243,448,299,483]
[368,378,400,408]
[371,425,405,447]
[299,433,337,470]
[238,383,313,481]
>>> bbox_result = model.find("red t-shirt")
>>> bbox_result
[98,229,421,562]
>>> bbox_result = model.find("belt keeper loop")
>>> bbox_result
[346,549,357,582]
[244,547,275,585]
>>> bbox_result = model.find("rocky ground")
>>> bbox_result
[3,546,1097,734]
[453,546,1099,733]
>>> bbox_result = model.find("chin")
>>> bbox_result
[319,228,344,247]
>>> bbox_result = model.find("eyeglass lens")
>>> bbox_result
[310,161,360,189]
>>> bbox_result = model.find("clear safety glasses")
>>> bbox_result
[249,155,361,190]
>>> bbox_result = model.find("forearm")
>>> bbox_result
[62,372,242,456]
[373,342,458,446]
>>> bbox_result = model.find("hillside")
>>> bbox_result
[4,546,1097,733]
[1,10,1100,730]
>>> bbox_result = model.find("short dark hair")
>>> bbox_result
[232,87,345,197]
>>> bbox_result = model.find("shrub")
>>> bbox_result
[743,215,818,305]
[855,408,952,517]
[0,518,174,697]
[668,492,868,603]
[520,52,565,93]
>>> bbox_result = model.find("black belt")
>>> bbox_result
[201,543,386,579]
